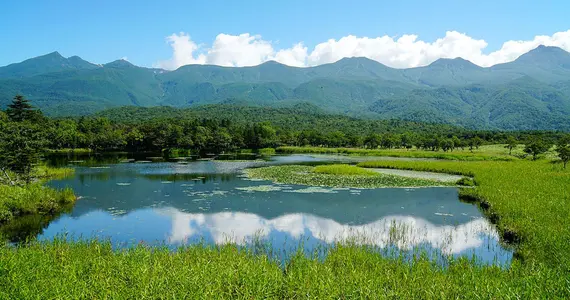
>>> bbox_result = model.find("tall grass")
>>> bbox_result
[357,160,570,269]
[313,164,378,176]
[0,166,76,223]
[0,239,566,298]
[2,156,570,297]
[32,165,75,180]
[0,184,75,223]
[277,146,516,161]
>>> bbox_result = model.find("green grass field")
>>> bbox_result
[276,145,546,161]
[1,148,570,298]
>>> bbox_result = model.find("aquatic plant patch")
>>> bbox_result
[244,165,453,188]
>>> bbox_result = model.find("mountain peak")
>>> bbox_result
[429,57,479,69]
[336,56,378,64]
[104,59,136,68]
[44,51,64,58]
[514,45,570,66]
[0,51,99,78]
[258,60,287,67]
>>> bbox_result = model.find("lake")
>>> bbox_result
[34,154,512,265]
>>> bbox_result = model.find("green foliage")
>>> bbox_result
[456,177,475,186]
[505,136,518,155]
[11,100,565,156]
[258,148,276,155]
[524,139,551,160]
[244,165,450,188]
[0,184,75,223]
[6,95,34,122]
[313,164,378,176]
[0,122,47,182]
[556,135,570,168]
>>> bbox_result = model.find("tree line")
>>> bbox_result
[1,95,570,182]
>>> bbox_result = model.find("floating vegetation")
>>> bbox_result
[366,168,464,183]
[107,208,127,216]
[435,213,454,217]
[314,164,378,176]
[90,166,111,169]
[235,185,284,192]
[185,190,229,197]
[284,187,338,194]
[244,165,452,188]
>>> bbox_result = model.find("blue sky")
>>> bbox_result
[1,0,569,68]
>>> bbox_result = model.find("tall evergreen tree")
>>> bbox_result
[6,95,34,122]
[0,122,46,183]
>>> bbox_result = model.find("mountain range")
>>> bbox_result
[1,45,570,130]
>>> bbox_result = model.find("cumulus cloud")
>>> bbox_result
[155,30,570,70]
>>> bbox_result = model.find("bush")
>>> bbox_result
[456,177,475,186]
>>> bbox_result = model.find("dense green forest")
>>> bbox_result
[1,96,568,159]
[1,46,570,130]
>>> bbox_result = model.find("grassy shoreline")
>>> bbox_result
[0,166,76,224]
[1,154,570,297]
[277,146,519,161]
[0,239,566,298]
[357,160,570,268]
[244,165,456,188]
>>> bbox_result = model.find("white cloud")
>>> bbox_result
[155,33,206,70]
[160,207,499,255]
[155,30,570,70]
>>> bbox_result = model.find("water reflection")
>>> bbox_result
[35,156,514,265]
[163,209,504,257]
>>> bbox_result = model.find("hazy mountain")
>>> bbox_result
[0,46,569,130]
[0,52,98,79]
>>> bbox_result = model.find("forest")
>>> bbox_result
[1,96,568,156]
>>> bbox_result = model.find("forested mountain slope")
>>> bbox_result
[1,45,570,130]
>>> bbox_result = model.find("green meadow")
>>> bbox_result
[1,148,570,298]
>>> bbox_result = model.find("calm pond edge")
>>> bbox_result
[1,160,569,297]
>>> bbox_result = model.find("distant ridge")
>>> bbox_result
[1,46,570,130]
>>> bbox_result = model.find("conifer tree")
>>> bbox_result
[6,95,34,122]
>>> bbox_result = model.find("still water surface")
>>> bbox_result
[41,155,511,265]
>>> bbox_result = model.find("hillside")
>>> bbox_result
[1,46,570,130]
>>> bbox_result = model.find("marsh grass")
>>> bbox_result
[245,165,452,188]
[0,230,560,298]
[0,185,75,223]
[277,146,516,161]
[0,166,76,224]
[357,160,570,269]
[313,164,378,176]
[32,165,75,180]
[2,157,570,297]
